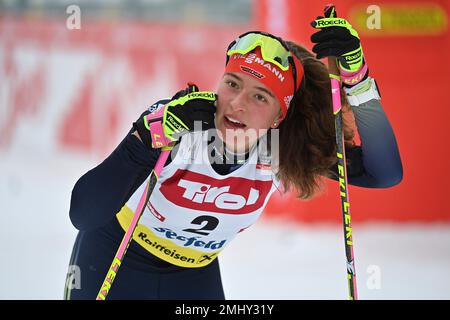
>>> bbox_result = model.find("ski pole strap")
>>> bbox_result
[340,62,368,87]
[144,106,172,148]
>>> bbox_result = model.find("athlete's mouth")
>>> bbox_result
[224,115,246,129]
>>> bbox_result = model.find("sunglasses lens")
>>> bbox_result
[227,33,292,71]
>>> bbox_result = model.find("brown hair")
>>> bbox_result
[272,41,355,200]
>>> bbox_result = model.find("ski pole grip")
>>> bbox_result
[328,57,340,77]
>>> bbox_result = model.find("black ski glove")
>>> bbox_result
[133,83,217,149]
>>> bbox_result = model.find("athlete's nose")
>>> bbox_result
[229,90,247,113]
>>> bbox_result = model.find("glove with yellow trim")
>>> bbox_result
[310,5,368,87]
[133,83,217,149]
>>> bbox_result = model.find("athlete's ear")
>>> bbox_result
[270,111,283,128]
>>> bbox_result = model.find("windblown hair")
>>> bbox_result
[272,41,355,199]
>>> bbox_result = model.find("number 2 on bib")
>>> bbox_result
[183,215,219,236]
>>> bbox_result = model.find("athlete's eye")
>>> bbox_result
[226,80,239,89]
[255,94,268,103]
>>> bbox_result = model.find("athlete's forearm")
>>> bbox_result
[69,132,160,231]
[348,98,403,188]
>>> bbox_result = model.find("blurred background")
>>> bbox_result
[1,0,449,299]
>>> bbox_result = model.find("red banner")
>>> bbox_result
[0,18,249,155]
[256,0,450,222]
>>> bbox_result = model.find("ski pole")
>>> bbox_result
[329,62,359,300]
[96,146,171,300]
[326,4,358,300]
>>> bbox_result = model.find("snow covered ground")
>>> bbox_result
[1,150,450,300]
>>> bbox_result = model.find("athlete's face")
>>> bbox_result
[215,72,283,153]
